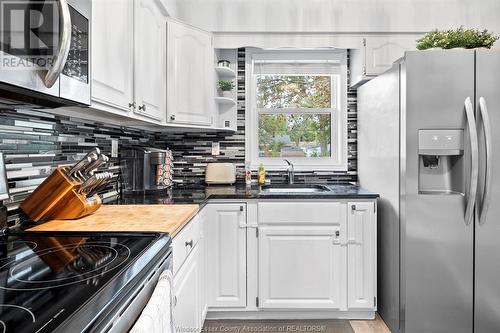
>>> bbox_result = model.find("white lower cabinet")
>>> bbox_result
[174,243,202,332]
[173,213,206,333]
[258,225,346,309]
[174,199,376,324]
[347,202,377,310]
[205,203,247,308]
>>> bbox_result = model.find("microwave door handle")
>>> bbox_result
[44,0,72,88]
[464,97,479,226]
[478,97,493,225]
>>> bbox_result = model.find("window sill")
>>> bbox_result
[248,163,349,172]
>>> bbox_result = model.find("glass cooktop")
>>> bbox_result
[0,231,170,333]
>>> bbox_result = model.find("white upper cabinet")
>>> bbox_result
[91,0,134,113]
[90,0,166,123]
[134,0,167,122]
[167,19,215,126]
[205,203,247,308]
[350,35,419,88]
[347,202,377,310]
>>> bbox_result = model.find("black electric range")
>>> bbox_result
[0,231,171,333]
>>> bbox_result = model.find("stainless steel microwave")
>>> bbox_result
[0,0,91,106]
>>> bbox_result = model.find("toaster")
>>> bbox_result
[205,163,236,185]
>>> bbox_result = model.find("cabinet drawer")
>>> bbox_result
[173,214,201,275]
[258,202,345,224]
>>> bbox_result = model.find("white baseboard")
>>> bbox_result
[206,310,376,320]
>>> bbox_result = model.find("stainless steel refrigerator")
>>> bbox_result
[358,49,500,333]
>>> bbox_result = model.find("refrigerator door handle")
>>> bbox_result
[478,97,492,225]
[464,97,479,226]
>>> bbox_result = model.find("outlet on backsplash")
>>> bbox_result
[211,142,220,156]
[111,139,119,158]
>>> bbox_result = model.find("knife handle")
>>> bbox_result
[68,148,101,174]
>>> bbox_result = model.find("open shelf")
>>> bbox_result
[215,66,237,79]
[215,96,237,105]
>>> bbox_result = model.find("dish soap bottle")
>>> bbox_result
[258,163,266,186]
[245,161,252,186]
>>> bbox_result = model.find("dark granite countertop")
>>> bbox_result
[15,183,377,232]
[111,183,379,206]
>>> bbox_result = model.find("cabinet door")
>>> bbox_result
[134,0,166,122]
[258,226,346,309]
[364,36,417,76]
[205,204,247,308]
[174,244,201,333]
[198,209,208,321]
[166,19,214,126]
[91,0,134,113]
[347,202,376,309]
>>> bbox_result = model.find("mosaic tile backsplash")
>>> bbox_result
[0,108,157,225]
[0,48,358,225]
[156,48,358,185]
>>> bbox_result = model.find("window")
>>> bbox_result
[246,50,348,171]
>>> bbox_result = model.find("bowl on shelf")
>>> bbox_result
[217,60,231,68]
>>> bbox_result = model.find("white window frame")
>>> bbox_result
[245,48,348,171]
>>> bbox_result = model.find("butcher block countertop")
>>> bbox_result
[27,204,200,237]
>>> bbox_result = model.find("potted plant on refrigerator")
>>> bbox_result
[416,27,499,50]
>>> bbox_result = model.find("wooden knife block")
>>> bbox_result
[20,167,102,222]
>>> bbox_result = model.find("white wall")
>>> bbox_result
[163,0,180,17]
[171,0,500,34]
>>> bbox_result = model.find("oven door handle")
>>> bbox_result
[44,0,72,88]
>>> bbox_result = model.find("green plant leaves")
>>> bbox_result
[416,27,499,50]
[217,80,235,91]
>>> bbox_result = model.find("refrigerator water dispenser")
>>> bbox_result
[418,129,464,194]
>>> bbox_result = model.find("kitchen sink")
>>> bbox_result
[260,184,331,194]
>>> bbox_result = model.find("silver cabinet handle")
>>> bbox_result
[333,230,341,244]
[128,102,136,109]
[173,295,178,307]
[44,0,72,88]
[478,97,493,225]
[138,104,146,111]
[185,240,193,248]
[464,97,479,226]
[170,115,176,121]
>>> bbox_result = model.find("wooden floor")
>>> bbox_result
[349,314,392,333]
[203,314,391,333]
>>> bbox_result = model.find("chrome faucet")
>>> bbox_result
[283,159,294,185]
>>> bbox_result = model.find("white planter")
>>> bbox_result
[221,90,232,98]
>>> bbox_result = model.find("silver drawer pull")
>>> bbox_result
[185,240,193,248]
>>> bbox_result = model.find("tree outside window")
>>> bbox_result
[256,75,334,158]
